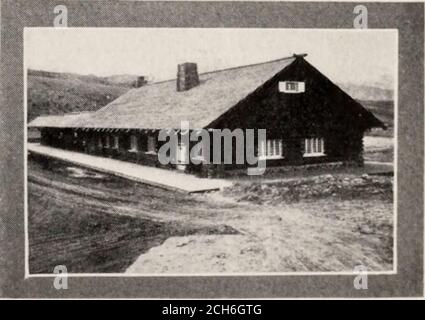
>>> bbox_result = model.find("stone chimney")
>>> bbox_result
[177,62,199,92]
[135,76,147,88]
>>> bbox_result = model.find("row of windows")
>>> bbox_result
[259,138,325,159]
[95,135,324,159]
[97,135,157,153]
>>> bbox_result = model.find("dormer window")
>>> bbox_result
[279,81,305,93]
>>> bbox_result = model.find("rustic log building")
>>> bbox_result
[28,54,385,177]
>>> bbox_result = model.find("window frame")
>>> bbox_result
[278,81,306,93]
[303,137,325,157]
[286,81,298,91]
[259,138,284,160]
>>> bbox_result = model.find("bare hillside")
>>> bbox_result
[27,70,138,121]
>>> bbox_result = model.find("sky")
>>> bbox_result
[24,28,397,88]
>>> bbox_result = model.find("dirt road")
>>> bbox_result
[28,156,393,274]
[127,183,393,273]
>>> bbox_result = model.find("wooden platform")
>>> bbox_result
[27,143,232,193]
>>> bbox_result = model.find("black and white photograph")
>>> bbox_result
[1,0,424,300]
[24,28,396,276]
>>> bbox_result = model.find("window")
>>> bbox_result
[259,139,283,159]
[278,81,305,93]
[129,135,138,152]
[304,138,325,157]
[97,137,103,148]
[286,82,297,91]
[105,136,110,148]
[112,136,119,149]
[147,135,157,154]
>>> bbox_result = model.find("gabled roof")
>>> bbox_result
[28,56,296,129]
[28,55,386,131]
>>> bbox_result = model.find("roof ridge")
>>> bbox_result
[139,55,297,87]
[200,55,296,76]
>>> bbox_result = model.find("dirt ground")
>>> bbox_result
[127,176,393,273]
[28,159,236,273]
[28,151,393,274]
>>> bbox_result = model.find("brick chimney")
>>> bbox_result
[135,76,147,88]
[177,62,199,92]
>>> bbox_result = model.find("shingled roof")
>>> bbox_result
[28,111,93,128]
[28,56,296,129]
[28,55,387,130]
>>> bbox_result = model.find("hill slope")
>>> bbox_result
[340,83,393,102]
[27,70,139,121]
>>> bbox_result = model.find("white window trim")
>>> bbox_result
[303,137,325,157]
[260,155,283,160]
[278,81,305,93]
[258,139,284,160]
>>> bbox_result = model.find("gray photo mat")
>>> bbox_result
[0,0,423,298]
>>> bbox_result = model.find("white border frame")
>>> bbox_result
[23,27,399,278]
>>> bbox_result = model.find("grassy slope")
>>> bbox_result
[27,71,134,122]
